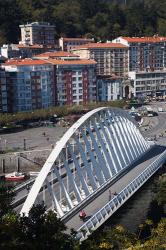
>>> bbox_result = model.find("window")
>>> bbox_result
[1,85,6,91]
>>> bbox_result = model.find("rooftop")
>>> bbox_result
[61,37,94,42]
[46,59,97,65]
[3,59,50,66]
[122,36,166,43]
[35,51,79,58]
[73,43,128,50]
[19,22,55,27]
[17,44,49,49]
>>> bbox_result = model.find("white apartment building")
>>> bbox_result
[72,43,129,77]
[97,77,122,101]
[1,44,20,58]
[19,22,55,45]
[129,70,166,98]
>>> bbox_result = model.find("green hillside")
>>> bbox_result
[0,0,166,45]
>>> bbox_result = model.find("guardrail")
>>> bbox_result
[62,145,154,222]
[76,149,166,241]
[13,155,87,209]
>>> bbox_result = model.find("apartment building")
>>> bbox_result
[112,36,166,72]
[47,59,97,106]
[0,68,8,112]
[59,37,94,52]
[1,44,20,59]
[1,59,55,112]
[1,44,58,59]
[97,76,123,101]
[129,70,166,98]
[72,43,129,77]
[19,22,56,45]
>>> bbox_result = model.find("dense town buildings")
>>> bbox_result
[1,44,58,59]
[72,43,129,77]
[0,57,96,112]
[129,70,166,98]
[19,22,56,46]
[1,59,55,112]
[112,36,166,72]
[50,59,97,106]
[72,42,129,101]
[59,37,94,52]
[1,24,166,113]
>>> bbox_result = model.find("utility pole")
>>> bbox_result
[23,138,26,151]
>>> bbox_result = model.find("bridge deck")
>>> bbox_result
[65,145,166,232]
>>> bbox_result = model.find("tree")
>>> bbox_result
[156,176,166,206]
[0,181,15,217]
[0,204,78,250]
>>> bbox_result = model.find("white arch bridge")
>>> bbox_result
[20,107,166,241]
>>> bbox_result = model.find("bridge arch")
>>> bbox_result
[21,107,150,217]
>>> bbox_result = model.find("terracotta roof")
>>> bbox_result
[17,44,45,49]
[122,36,166,43]
[45,59,97,65]
[17,44,57,49]
[73,43,128,50]
[35,51,79,58]
[3,59,50,66]
[62,37,94,42]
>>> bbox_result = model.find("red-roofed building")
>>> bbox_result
[1,43,58,59]
[112,36,166,71]
[1,59,56,112]
[72,43,129,77]
[59,37,94,52]
[1,58,97,111]
[46,59,97,106]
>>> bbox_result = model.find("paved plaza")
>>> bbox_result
[0,125,67,152]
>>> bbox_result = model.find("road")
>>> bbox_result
[140,102,166,140]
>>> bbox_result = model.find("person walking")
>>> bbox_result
[109,189,112,201]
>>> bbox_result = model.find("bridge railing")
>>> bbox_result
[76,149,166,241]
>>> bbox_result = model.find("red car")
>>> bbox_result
[79,210,86,220]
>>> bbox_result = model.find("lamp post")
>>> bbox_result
[23,138,26,151]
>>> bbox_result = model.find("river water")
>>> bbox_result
[103,168,165,233]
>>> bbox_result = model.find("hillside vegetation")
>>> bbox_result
[0,0,166,45]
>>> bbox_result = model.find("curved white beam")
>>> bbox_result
[21,107,107,215]
[20,107,150,216]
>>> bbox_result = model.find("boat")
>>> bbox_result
[5,172,26,181]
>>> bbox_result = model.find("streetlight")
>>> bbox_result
[23,138,26,150]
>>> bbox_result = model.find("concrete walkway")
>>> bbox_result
[65,145,166,232]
